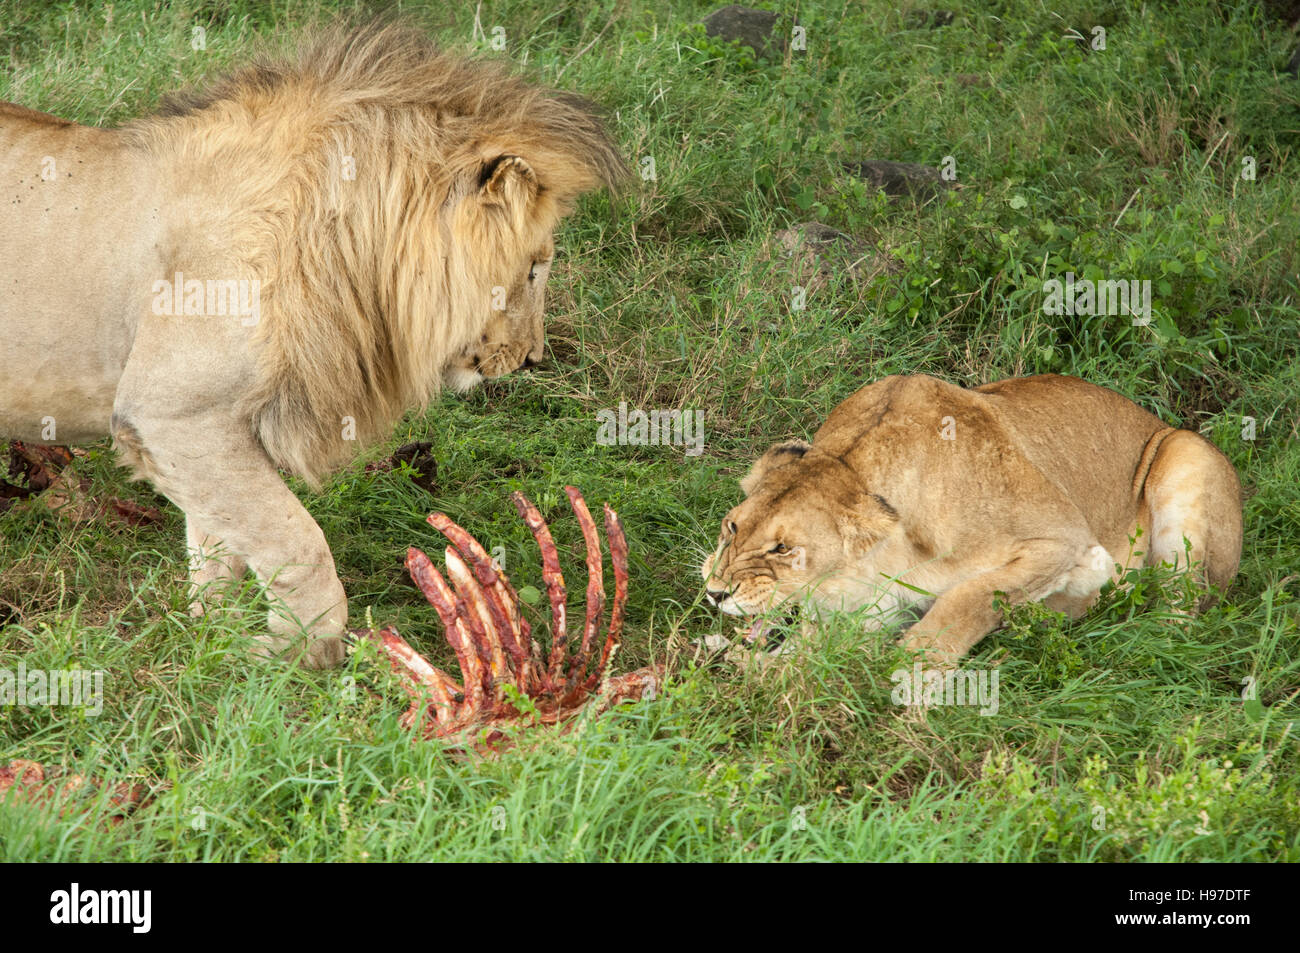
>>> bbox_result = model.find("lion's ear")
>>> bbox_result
[478,154,539,210]
[740,439,812,496]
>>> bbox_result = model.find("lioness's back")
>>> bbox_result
[816,373,1173,548]
[970,374,1169,515]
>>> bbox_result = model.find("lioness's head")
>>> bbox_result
[701,439,899,617]
[444,238,554,391]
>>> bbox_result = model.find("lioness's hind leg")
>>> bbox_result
[1142,430,1243,603]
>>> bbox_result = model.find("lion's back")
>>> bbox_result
[0,105,159,443]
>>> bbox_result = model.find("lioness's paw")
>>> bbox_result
[897,634,962,671]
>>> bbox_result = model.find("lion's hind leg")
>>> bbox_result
[1141,430,1243,606]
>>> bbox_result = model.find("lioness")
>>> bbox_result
[0,23,624,667]
[702,374,1242,664]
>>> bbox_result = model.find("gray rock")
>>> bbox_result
[947,73,991,88]
[776,222,860,257]
[772,222,892,293]
[904,9,955,29]
[703,5,787,57]
[844,159,952,200]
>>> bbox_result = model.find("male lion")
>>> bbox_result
[443,239,551,392]
[703,374,1242,664]
[0,23,624,668]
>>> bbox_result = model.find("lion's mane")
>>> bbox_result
[123,21,624,483]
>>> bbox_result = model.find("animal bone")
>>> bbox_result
[351,486,661,750]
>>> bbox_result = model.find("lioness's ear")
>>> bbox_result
[478,154,539,210]
[836,492,899,557]
[740,439,812,496]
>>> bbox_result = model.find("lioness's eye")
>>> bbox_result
[528,263,538,282]
[771,543,789,554]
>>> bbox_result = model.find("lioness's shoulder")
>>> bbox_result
[816,373,972,439]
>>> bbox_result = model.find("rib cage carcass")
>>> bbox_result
[352,486,662,748]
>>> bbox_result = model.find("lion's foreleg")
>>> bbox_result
[113,409,347,669]
[189,474,347,668]
[251,554,349,670]
[186,515,250,618]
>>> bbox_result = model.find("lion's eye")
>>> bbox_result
[770,543,789,555]
[528,263,538,282]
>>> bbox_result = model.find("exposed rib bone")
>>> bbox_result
[406,547,485,714]
[445,546,510,691]
[426,513,534,688]
[360,625,460,726]
[563,486,605,697]
[509,491,568,689]
[590,502,630,689]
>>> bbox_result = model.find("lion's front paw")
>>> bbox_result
[297,635,346,669]
[250,633,347,669]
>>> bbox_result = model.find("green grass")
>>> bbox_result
[2,0,1299,861]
